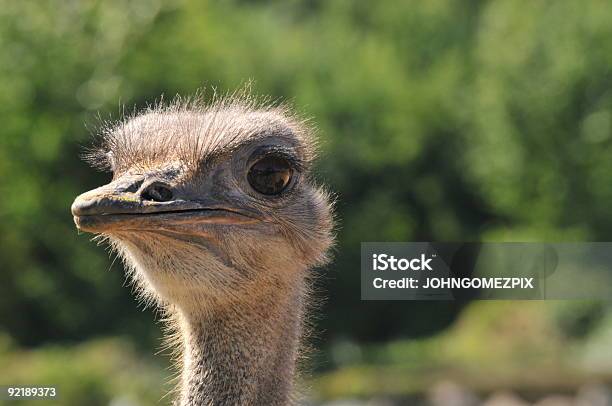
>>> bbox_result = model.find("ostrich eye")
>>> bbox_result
[247,155,293,195]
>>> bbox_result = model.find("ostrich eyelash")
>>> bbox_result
[248,147,305,173]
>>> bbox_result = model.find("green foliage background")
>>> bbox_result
[1,0,612,404]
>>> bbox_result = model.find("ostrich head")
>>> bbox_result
[72,96,334,314]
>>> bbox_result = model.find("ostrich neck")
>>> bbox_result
[176,278,306,406]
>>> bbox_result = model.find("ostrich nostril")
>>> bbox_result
[141,183,174,202]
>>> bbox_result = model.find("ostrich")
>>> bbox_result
[71,94,334,405]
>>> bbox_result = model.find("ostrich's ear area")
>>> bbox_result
[71,173,263,234]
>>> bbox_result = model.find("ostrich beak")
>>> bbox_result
[71,176,260,234]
